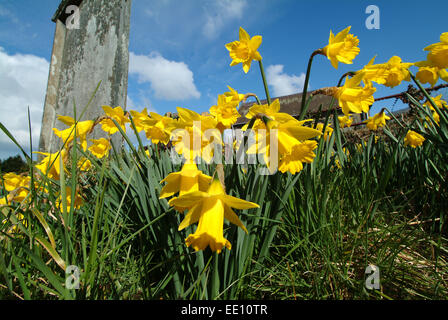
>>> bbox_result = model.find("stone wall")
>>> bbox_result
[39,0,132,154]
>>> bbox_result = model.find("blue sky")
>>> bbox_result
[0,0,447,159]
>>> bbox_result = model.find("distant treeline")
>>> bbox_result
[0,155,28,174]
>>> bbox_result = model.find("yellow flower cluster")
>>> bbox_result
[404,130,425,148]
[423,94,447,125]
[365,110,391,131]
[2,172,31,203]
[315,27,446,141]
[5,25,443,253]
[360,56,413,88]
[415,33,448,87]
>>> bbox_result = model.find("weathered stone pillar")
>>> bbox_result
[39,0,132,154]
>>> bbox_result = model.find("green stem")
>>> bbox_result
[243,93,262,106]
[337,71,356,87]
[299,49,323,121]
[258,60,271,105]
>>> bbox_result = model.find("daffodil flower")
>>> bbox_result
[170,107,222,163]
[365,110,390,131]
[316,123,334,141]
[424,32,448,69]
[415,61,448,87]
[223,86,245,104]
[278,140,317,174]
[129,108,151,133]
[424,94,447,111]
[34,149,68,180]
[100,106,130,135]
[333,72,376,116]
[169,178,259,253]
[141,112,174,145]
[77,157,92,171]
[2,173,31,203]
[404,130,425,148]
[247,118,321,169]
[361,56,413,88]
[225,27,262,73]
[159,161,212,199]
[56,187,83,213]
[88,138,111,159]
[209,94,241,130]
[243,99,296,132]
[338,115,353,128]
[422,95,447,125]
[52,115,94,151]
[322,26,360,69]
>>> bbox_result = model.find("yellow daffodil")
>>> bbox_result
[423,94,447,110]
[170,107,222,163]
[88,138,111,159]
[2,173,31,203]
[3,172,25,192]
[424,32,448,69]
[225,27,262,73]
[243,99,296,131]
[129,108,151,133]
[427,110,440,125]
[56,187,83,213]
[322,26,360,69]
[34,149,68,180]
[338,114,353,128]
[209,94,241,130]
[361,56,413,88]
[415,61,448,87]
[416,65,438,87]
[365,110,390,131]
[247,118,321,168]
[141,112,174,145]
[332,147,350,169]
[77,157,92,171]
[333,72,376,116]
[223,86,245,104]
[159,161,212,199]
[244,98,279,120]
[423,95,446,125]
[278,140,317,174]
[316,123,334,141]
[100,106,130,135]
[52,116,94,151]
[169,178,259,253]
[404,130,425,148]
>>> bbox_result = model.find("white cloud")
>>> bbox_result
[266,64,306,97]
[126,94,158,115]
[202,0,247,39]
[0,47,49,159]
[129,51,200,101]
